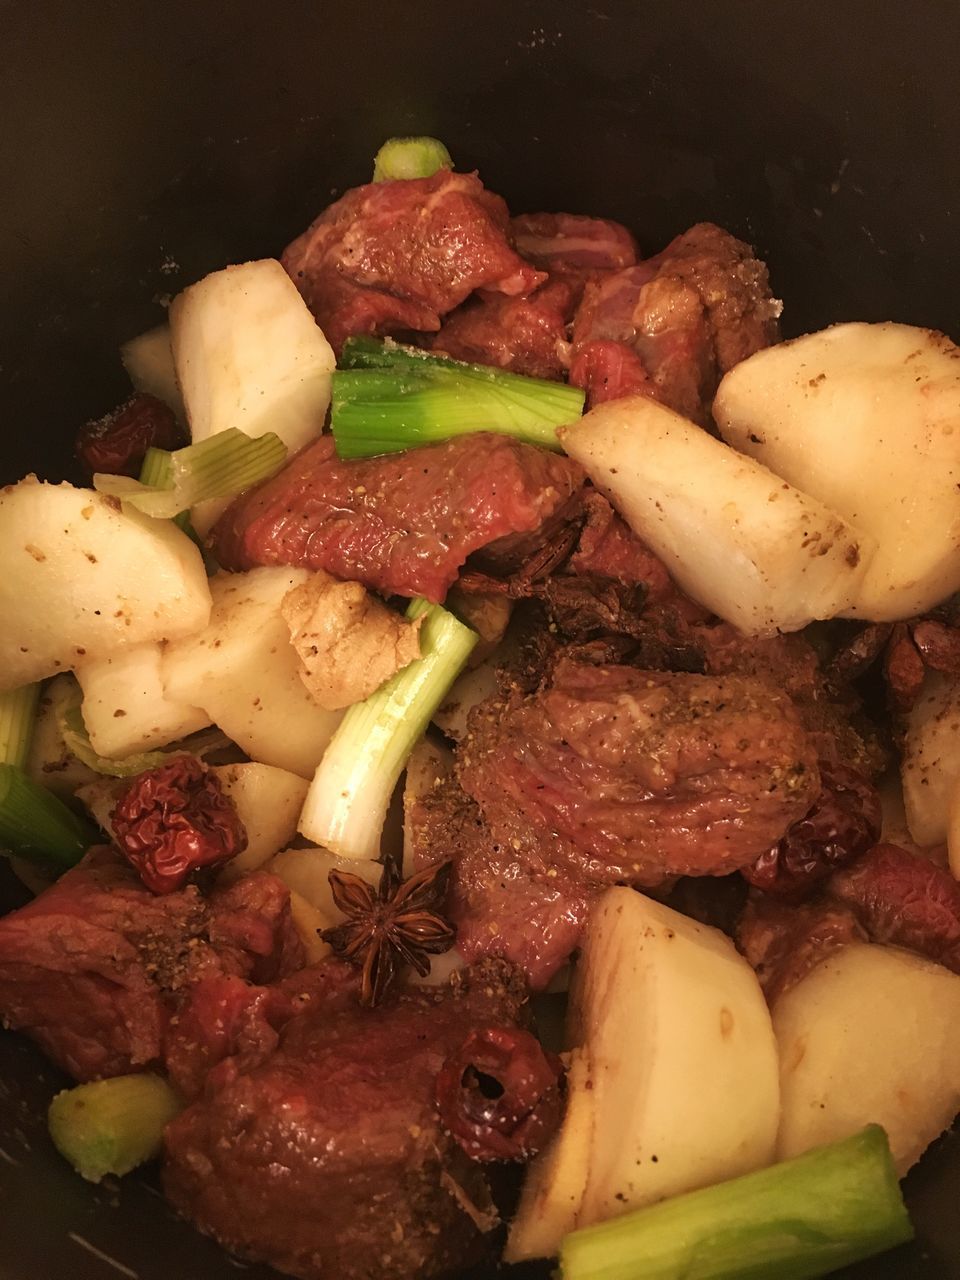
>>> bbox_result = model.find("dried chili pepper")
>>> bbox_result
[741,763,881,897]
[435,1024,564,1161]
[111,756,246,894]
[76,392,184,477]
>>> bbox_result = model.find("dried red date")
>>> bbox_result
[76,392,184,477]
[435,1024,564,1161]
[883,622,926,712]
[911,620,960,679]
[742,763,881,897]
[111,756,247,895]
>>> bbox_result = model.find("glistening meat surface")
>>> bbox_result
[572,222,781,418]
[282,171,543,353]
[211,433,585,603]
[458,660,820,883]
[163,961,529,1280]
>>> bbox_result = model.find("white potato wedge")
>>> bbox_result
[170,260,335,535]
[774,942,960,1174]
[161,568,343,777]
[559,396,872,635]
[24,675,99,799]
[213,763,310,876]
[507,888,779,1260]
[76,642,210,758]
[715,323,960,620]
[286,891,333,964]
[120,323,184,418]
[267,847,380,923]
[432,661,499,743]
[948,775,960,879]
[901,673,960,848]
[0,480,211,690]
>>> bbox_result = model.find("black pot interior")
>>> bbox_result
[2,0,960,1275]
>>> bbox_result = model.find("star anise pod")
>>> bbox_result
[320,851,456,1007]
[827,617,960,712]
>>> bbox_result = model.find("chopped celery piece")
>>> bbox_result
[0,684,40,768]
[139,446,195,537]
[372,136,453,182]
[94,427,287,518]
[559,1126,912,1280]
[298,599,477,858]
[0,765,95,868]
[49,1074,183,1183]
[331,338,584,458]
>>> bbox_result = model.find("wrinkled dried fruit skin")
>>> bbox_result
[741,764,882,897]
[112,756,247,894]
[911,619,960,679]
[884,622,927,712]
[75,392,184,477]
[435,1025,564,1161]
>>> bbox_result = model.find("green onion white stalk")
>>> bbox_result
[0,765,95,869]
[559,1125,912,1280]
[372,136,453,182]
[93,427,287,518]
[331,337,584,458]
[0,684,40,769]
[298,599,477,858]
[48,1074,183,1183]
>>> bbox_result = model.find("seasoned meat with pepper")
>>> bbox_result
[408,770,590,990]
[211,433,585,603]
[431,279,575,380]
[458,660,820,884]
[0,847,303,1081]
[572,222,781,418]
[163,961,534,1280]
[282,171,543,353]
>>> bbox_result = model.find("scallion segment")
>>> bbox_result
[559,1126,912,1280]
[372,136,453,183]
[331,337,584,458]
[93,427,287,518]
[0,684,40,769]
[49,1074,183,1183]
[298,599,477,858]
[0,765,95,869]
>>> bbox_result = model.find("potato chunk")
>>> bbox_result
[901,673,960,848]
[76,642,210,758]
[715,323,960,620]
[161,568,342,777]
[0,480,210,690]
[559,396,871,635]
[774,942,960,1174]
[507,888,779,1259]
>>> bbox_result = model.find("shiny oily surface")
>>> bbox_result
[2,0,960,1276]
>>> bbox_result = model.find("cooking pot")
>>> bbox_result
[2,0,959,1275]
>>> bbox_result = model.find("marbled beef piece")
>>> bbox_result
[211,433,585,603]
[0,847,303,1082]
[572,222,781,418]
[737,893,866,1003]
[163,961,528,1280]
[282,172,544,354]
[831,843,960,972]
[408,771,589,990]
[512,211,638,288]
[458,661,820,884]
[431,279,575,380]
